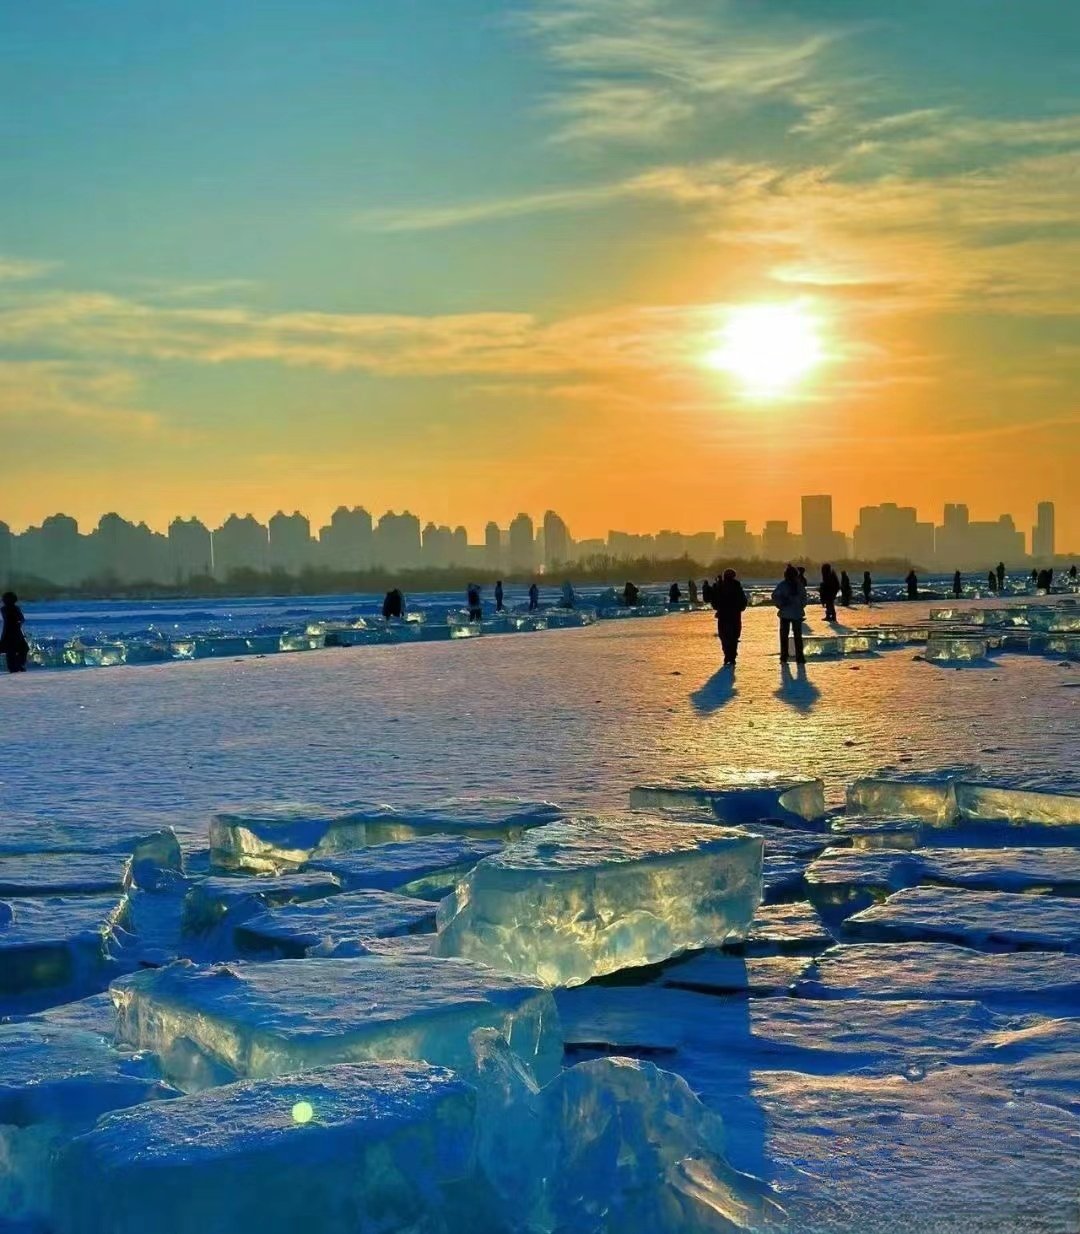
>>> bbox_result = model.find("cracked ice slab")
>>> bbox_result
[435,814,763,986]
[210,797,560,873]
[233,891,437,959]
[304,834,504,898]
[847,777,1080,836]
[53,1063,476,1234]
[0,895,127,1001]
[629,769,825,826]
[795,941,1080,1008]
[181,872,342,936]
[0,852,127,896]
[0,1022,177,1227]
[111,954,562,1084]
[845,886,1080,953]
[829,815,924,849]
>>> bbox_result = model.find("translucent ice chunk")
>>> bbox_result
[112,954,562,1085]
[845,886,1080,952]
[801,634,876,658]
[829,814,924,849]
[53,1063,476,1234]
[435,814,763,986]
[233,891,437,959]
[1,895,127,1002]
[925,634,988,662]
[846,778,959,825]
[305,834,504,899]
[630,768,825,826]
[954,783,1080,827]
[181,872,342,937]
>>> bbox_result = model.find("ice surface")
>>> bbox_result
[0,817,161,857]
[29,992,119,1037]
[112,953,562,1085]
[54,1063,476,1234]
[234,891,437,958]
[630,768,825,826]
[845,886,1080,952]
[658,952,812,997]
[0,1022,176,1226]
[305,834,504,898]
[181,872,342,936]
[0,851,127,896]
[435,814,763,986]
[795,941,1080,1007]
[739,900,833,954]
[210,797,558,872]
[0,895,127,1001]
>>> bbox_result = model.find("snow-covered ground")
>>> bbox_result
[2,598,1078,1233]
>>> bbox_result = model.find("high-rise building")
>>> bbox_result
[762,520,800,561]
[720,520,755,560]
[1032,501,1055,562]
[0,521,12,585]
[450,526,469,566]
[318,506,373,571]
[484,521,502,570]
[268,511,314,575]
[90,513,169,583]
[16,513,85,585]
[373,511,422,568]
[168,517,212,581]
[854,504,933,564]
[213,514,269,579]
[508,513,535,573]
[542,511,571,569]
[421,522,454,567]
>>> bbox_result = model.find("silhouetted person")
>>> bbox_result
[528,582,539,611]
[701,578,712,605]
[1070,565,1078,582]
[688,578,698,604]
[772,565,807,663]
[797,565,807,589]
[840,570,852,607]
[494,580,504,612]
[467,583,482,621]
[668,582,681,605]
[952,570,962,599]
[1,592,28,674]
[713,569,747,666]
[561,580,576,608]
[988,570,997,593]
[906,569,918,600]
[819,564,840,621]
[1031,567,1039,583]
[861,571,872,606]
[996,562,1005,591]
[623,581,639,607]
[382,589,403,620]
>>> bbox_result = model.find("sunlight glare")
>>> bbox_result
[706,303,824,397]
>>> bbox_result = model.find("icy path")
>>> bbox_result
[3,600,1076,850]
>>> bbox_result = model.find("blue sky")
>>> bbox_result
[1,0,1077,545]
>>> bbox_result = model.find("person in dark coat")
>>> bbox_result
[623,581,639,607]
[712,569,748,666]
[988,570,997,593]
[953,570,962,599]
[467,583,483,621]
[840,570,853,607]
[528,583,539,611]
[861,571,872,606]
[0,592,29,673]
[819,564,840,621]
[772,565,807,663]
[688,578,698,604]
[668,582,681,605]
[905,569,918,600]
[494,580,505,612]
[996,562,1005,591]
[701,578,712,605]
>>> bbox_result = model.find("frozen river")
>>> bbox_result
[4,598,1077,851]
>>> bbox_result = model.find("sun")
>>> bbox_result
[706,303,824,397]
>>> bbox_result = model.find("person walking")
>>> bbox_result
[861,571,872,606]
[953,570,962,599]
[819,564,840,621]
[528,582,539,611]
[0,592,29,673]
[840,570,853,608]
[772,565,807,663]
[712,569,747,666]
[494,580,505,613]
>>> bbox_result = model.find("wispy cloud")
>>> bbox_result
[0,359,162,434]
[0,256,57,283]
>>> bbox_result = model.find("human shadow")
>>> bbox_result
[775,661,820,712]
[691,665,738,714]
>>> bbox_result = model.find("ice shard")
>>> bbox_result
[181,872,342,937]
[630,769,825,826]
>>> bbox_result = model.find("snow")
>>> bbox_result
[630,768,825,827]
[845,886,1080,952]
[0,894,127,1004]
[112,954,562,1085]
[53,1062,476,1234]
[233,891,437,958]
[435,814,762,986]
[795,941,1080,1008]
[211,798,559,873]
[304,834,504,897]
[0,1022,176,1226]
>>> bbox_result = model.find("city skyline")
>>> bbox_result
[2,2,1078,548]
[1,494,1067,588]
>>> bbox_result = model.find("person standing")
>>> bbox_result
[840,570,853,608]
[772,565,807,663]
[953,570,962,599]
[819,564,840,621]
[713,569,747,666]
[0,592,29,673]
[996,561,1006,592]
[688,578,698,604]
[861,571,872,606]
[906,569,919,600]
[561,580,576,609]
[528,582,539,611]
[494,580,505,612]
[668,582,681,605]
[467,583,483,622]
[988,570,997,593]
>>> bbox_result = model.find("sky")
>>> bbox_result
[2,0,1078,547]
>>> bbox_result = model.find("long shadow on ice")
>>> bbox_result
[775,663,820,713]
[690,666,738,714]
